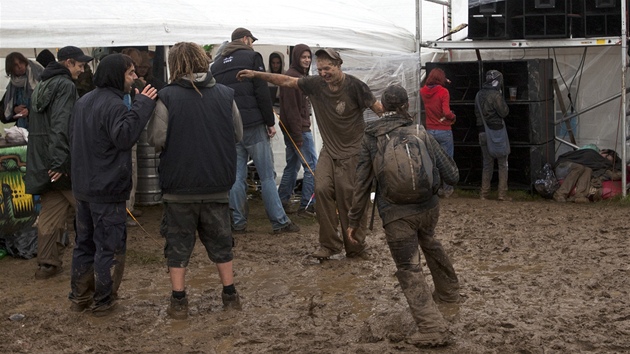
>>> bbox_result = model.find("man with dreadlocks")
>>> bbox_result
[347,84,459,348]
[148,42,243,320]
[70,53,158,316]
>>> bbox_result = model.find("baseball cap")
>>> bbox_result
[315,48,343,64]
[231,27,258,42]
[57,46,94,62]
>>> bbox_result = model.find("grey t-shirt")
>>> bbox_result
[298,74,376,159]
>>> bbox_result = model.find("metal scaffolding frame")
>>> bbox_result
[416,0,628,196]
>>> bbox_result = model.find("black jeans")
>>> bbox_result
[70,200,127,308]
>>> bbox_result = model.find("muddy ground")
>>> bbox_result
[1,192,630,353]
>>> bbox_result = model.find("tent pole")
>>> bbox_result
[416,0,422,127]
[622,0,627,197]
[164,45,170,83]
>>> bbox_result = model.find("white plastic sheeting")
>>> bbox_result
[0,0,415,53]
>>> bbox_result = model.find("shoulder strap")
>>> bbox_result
[415,128,434,187]
[475,92,491,131]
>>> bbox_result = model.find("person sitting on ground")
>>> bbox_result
[553,145,622,203]
[347,84,459,348]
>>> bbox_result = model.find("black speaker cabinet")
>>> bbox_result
[482,59,554,102]
[468,0,522,40]
[448,101,554,146]
[584,0,621,37]
[425,59,554,145]
[523,0,568,38]
[425,61,481,102]
[454,141,556,191]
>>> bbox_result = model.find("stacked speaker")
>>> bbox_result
[468,0,621,40]
[424,59,555,191]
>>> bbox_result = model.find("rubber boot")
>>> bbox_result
[395,269,448,334]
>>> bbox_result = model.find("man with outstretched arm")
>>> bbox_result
[237,48,383,260]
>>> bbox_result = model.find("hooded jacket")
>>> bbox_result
[420,84,456,130]
[25,62,77,194]
[267,51,285,106]
[279,44,312,146]
[474,72,509,131]
[211,41,274,129]
[348,114,459,228]
[71,54,156,203]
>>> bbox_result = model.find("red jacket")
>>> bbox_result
[420,84,455,130]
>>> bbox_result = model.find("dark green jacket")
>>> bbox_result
[348,114,459,228]
[25,63,77,194]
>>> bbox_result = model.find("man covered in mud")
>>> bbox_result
[346,85,460,348]
[236,48,383,260]
[69,54,158,316]
[148,42,243,320]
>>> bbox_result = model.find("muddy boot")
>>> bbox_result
[395,269,449,347]
[70,263,95,309]
[222,291,242,310]
[167,296,188,320]
[311,247,341,259]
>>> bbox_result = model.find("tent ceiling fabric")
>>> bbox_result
[0,0,416,53]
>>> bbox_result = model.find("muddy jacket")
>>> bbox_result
[348,114,459,227]
[25,62,77,194]
[474,83,509,131]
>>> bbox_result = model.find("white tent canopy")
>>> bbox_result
[0,0,415,53]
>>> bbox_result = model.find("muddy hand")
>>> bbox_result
[346,227,358,245]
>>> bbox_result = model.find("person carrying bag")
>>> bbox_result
[474,70,511,201]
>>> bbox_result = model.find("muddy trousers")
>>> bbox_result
[384,205,457,331]
[37,189,76,267]
[314,150,367,256]
[479,132,509,198]
[70,200,127,308]
[555,162,592,199]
